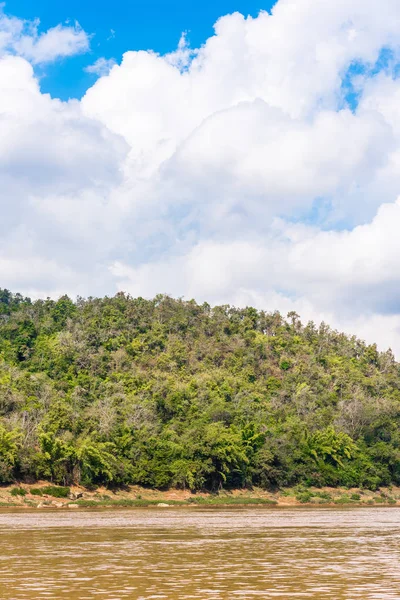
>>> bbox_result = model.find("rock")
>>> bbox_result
[68,503,79,508]
[69,492,83,500]
[157,503,170,507]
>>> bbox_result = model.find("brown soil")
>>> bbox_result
[1,482,400,509]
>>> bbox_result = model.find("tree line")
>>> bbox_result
[0,289,399,490]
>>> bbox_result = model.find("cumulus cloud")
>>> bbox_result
[0,6,89,64]
[0,54,128,298]
[3,0,400,352]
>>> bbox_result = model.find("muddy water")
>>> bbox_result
[1,507,400,599]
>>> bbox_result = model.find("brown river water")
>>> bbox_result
[1,507,400,599]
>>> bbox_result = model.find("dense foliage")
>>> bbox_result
[0,289,400,491]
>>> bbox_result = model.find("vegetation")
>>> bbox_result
[1,288,400,492]
[29,486,70,498]
[10,487,27,497]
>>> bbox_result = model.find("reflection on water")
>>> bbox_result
[1,507,400,599]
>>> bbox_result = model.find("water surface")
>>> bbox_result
[1,507,400,599]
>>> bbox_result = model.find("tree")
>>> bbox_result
[0,425,21,482]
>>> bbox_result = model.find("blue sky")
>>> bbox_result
[7,0,275,99]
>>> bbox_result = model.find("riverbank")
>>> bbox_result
[1,482,400,508]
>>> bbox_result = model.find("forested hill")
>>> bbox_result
[0,288,399,491]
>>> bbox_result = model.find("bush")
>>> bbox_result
[279,359,292,371]
[30,488,43,496]
[40,486,70,498]
[334,495,353,504]
[10,487,27,496]
[296,491,313,503]
[314,491,332,501]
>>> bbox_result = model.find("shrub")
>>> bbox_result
[279,359,291,371]
[373,496,387,504]
[334,495,352,504]
[41,486,70,498]
[10,487,27,497]
[314,491,332,501]
[296,491,313,503]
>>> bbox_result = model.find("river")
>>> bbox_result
[1,507,400,599]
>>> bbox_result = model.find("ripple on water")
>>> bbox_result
[1,508,400,599]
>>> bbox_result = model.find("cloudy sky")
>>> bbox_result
[2,0,400,352]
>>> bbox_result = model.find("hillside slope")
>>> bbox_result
[0,289,399,490]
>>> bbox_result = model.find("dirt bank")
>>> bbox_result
[1,482,400,508]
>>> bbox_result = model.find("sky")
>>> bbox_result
[2,0,400,353]
[7,0,270,99]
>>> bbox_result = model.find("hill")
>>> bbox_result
[0,289,399,491]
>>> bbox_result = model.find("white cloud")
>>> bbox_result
[3,0,400,353]
[0,6,89,64]
[85,57,116,77]
[0,54,128,297]
[165,33,195,71]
